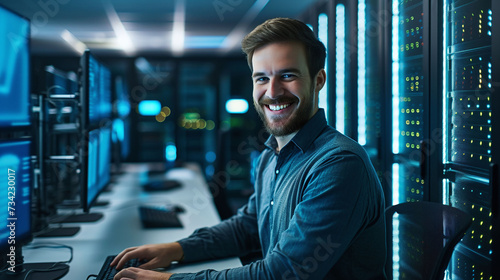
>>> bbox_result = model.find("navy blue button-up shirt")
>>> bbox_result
[173,109,386,279]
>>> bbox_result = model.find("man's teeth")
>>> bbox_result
[268,104,291,111]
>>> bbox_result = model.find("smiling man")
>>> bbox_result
[251,40,322,148]
[112,18,387,280]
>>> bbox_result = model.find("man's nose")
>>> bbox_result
[266,77,284,99]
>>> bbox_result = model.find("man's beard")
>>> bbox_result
[254,87,315,137]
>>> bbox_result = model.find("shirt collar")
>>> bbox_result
[264,108,328,153]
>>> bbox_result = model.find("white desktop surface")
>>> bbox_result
[24,164,242,279]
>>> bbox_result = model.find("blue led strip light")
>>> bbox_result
[357,0,366,145]
[336,4,346,133]
[318,13,329,122]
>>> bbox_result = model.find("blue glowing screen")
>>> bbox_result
[86,129,99,207]
[87,53,112,124]
[85,126,111,209]
[98,126,111,192]
[0,140,31,250]
[0,7,30,127]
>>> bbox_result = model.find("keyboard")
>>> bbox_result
[142,179,182,192]
[96,255,145,280]
[139,206,183,228]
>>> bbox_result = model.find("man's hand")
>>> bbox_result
[110,242,184,270]
[113,267,173,280]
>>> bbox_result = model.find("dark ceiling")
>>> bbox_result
[0,0,322,57]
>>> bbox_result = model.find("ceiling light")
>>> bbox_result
[221,0,269,52]
[60,29,87,55]
[102,0,135,54]
[171,0,185,54]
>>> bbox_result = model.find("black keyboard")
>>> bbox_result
[142,179,182,192]
[139,206,183,228]
[96,255,145,280]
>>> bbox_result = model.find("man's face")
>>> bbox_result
[251,41,319,137]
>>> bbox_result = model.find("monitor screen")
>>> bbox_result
[84,129,99,211]
[112,118,130,160]
[0,140,32,251]
[44,66,77,95]
[114,76,131,118]
[98,126,111,191]
[82,126,111,212]
[100,66,112,120]
[87,54,100,123]
[82,51,112,127]
[0,6,30,128]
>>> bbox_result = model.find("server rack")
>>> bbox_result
[389,0,430,205]
[443,0,495,278]
[387,0,497,278]
[302,0,391,203]
[177,62,217,178]
[358,0,390,200]
[490,1,500,278]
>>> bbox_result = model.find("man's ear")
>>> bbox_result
[314,69,326,94]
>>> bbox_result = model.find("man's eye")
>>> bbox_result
[282,74,295,79]
[255,77,268,83]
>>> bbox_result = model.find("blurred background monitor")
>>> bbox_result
[81,128,100,212]
[112,118,130,162]
[98,125,112,192]
[112,76,131,162]
[81,125,111,213]
[80,50,112,129]
[43,65,78,96]
[0,5,30,128]
[113,76,131,119]
[0,139,32,252]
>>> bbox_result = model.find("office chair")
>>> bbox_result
[385,201,472,280]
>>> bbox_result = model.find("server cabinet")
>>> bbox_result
[443,0,495,278]
[389,0,429,205]
[388,0,496,278]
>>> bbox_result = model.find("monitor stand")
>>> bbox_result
[2,262,69,280]
[142,179,182,192]
[49,199,108,224]
[58,199,109,209]
[34,225,80,238]
[1,248,69,280]
[48,212,103,223]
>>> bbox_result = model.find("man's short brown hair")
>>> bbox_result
[241,17,326,79]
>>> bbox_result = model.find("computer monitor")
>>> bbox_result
[43,66,78,96]
[80,50,112,129]
[112,118,130,160]
[0,139,68,279]
[112,76,131,162]
[81,124,111,212]
[0,5,30,128]
[0,139,32,251]
[81,128,100,212]
[98,125,111,192]
[99,65,112,120]
[114,76,131,119]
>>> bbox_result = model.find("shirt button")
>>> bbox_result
[270,200,274,206]
[275,169,279,174]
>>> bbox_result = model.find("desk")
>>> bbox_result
[23,164,242,279]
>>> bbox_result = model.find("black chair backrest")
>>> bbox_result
[385,201,472,280]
